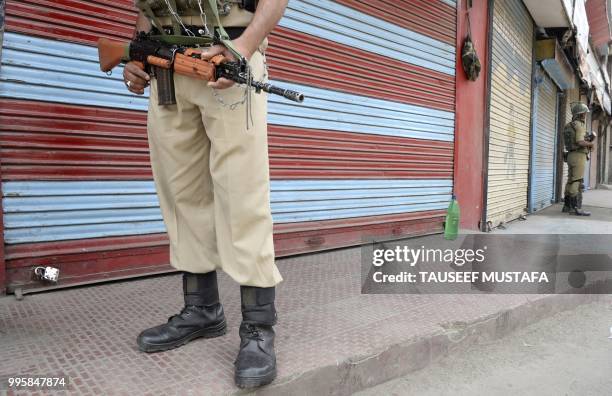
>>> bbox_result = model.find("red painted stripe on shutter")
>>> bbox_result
[334,0,456,45]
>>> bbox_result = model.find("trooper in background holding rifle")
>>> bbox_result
[121,0,288,389]
[562,102,596,216]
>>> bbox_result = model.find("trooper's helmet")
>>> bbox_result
[571,102,590,116]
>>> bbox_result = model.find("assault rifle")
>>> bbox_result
[585,131,597,142]
[585,130,597,160]
[98,32,305,105]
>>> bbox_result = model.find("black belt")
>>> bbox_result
[154,26,246,40]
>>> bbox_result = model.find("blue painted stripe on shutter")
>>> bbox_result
[2,180,452,243]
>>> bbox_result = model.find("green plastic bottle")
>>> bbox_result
[444,195,460,240]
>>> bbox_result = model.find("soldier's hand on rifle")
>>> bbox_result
[201,41,252,90]
[123,61,150,95]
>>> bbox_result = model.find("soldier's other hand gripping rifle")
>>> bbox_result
[98,32,305,105]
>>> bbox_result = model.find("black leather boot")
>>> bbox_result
[570,196,591,216]
[562,195,571,212]
[137,271,227,352]
[234,286,277,389]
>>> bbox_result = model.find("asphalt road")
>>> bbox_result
[357,301,612,396]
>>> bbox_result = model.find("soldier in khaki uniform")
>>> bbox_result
[122,0,287,388]
[562,102,595,216]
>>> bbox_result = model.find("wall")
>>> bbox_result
[585,0,611,54]
[454,0,489,229]
[0,0,4,294]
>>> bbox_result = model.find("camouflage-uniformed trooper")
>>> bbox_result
[562,102,595,216]
[123,0,287,388]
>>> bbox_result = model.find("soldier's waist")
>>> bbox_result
[155,25,246,40]
[156,9,253,28]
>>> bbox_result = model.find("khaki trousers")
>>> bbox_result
[564,151,587,197]
[146,49,283,287]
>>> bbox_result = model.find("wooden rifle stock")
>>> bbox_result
[97,38,129,72]
[97,38,213,79]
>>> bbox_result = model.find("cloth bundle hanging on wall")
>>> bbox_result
[461,0,481,81]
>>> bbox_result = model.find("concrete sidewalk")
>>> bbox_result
[494,189,612,234]
[1,190,611,396]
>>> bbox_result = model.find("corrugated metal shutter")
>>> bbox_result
[0,0,457,291]
[529,67,558,212]
[486,0,533,226]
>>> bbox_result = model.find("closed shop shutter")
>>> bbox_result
[486,0,534,227]
[529,67,558,212]
[0,0,457,292]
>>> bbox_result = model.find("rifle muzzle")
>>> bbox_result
[266,85,304,103]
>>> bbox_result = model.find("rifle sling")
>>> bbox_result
[206,0,245,61]
[150,34,214,46]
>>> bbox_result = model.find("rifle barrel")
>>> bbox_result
[221,71,305,103]
[253,81,305,103]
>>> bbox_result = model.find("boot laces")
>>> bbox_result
[168,306,197,322]
[245,324,264,341]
